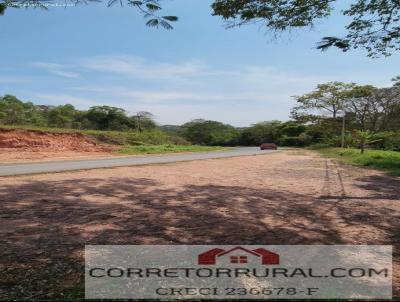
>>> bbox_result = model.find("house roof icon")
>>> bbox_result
[198,246,279,265]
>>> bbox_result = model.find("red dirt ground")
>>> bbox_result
[0,150,398,300]
[0,129,116,163]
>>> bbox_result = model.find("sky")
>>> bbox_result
[1,0,400,126]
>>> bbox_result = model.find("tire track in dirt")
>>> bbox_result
[291,157,347,244]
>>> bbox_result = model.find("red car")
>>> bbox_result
[260,143,278,150]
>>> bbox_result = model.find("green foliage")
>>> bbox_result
[119,144,225,155]
[182,119,240,146]
[370,132,400,151]
[212,0,400,57]
[292,79,400,149]
[1,0,178,29]
[4,0,400,57]
[0,124,180,147]
[83,129,172,145]
[85,106,130,130]
[354,130,382,154]
[212,0,332,29]
[0,3,6,15]
[47,104,77,128]
[2,85,400,151]
[239,121,281,145]
[0,95,156,132]
[292,82,355,119]
[316,148,400,176]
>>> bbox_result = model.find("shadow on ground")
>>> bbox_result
[0,175,398,299]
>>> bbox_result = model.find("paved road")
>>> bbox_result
[0,147,278,176]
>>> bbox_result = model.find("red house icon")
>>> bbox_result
[198,246,279,265]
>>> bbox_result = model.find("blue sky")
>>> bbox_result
[1,0,400,126]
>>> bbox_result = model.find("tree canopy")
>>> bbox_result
[2,1,400,56]
[0,95,157,131]
[212,0,400,57]
[0,0,178,29]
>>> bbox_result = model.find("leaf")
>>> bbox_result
[317,37,350,51]
[146,18,159,27]
[0,3,6,15]
[162,15,178,22]
[128,1,143,6]
[160,20,173,30]
[107,0,118,7]
[146,3,161,11]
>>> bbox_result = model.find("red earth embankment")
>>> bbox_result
[0,128,116,163]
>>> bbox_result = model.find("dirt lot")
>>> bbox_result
[0,150,398,300]
[0,149,118,163]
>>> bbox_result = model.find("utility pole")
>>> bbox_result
[341,111,346,148]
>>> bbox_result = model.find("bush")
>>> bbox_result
[309,143,332,149]
[279,134,313,146]
[369,132,400,151]
[316,148,400,176]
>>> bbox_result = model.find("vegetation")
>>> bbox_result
[212,0,400,57]
[314,148,400,176]
[2,78,400,153]
[179,119,240,146]
[0,78,400,152]
[291,79,400,153]
[3,1,400,57]
[119,144,225,155]
[0,95,157,132]
[354,130,381,154]
[0,0,178,29]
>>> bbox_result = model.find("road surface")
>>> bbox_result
[0,147,277,176]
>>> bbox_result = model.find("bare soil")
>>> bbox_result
[0,150,398,300]
[0,129,116,163]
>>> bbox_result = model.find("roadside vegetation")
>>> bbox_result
[0,124,176,146]
[1,77,400,159]
[118,144,225,155]
[314,148,400,176]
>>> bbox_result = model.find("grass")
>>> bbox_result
[0,124,179,145]
[118,144,226,154]
[0,125,225,155]
[314,147,400,176]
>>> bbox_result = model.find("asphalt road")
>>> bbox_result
[0,147,278,176]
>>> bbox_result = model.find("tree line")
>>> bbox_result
[291,79,400,151]
[162,120,312,147]
[2,80,400,151]
[0,95,156,131]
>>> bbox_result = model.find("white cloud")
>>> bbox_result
[31,62,80,78]
[35,93,99,108]
[0,76,36,84]
[80,55,213,80]
[26,55,355,125]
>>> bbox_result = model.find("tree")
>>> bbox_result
[355,130,380,154]
[0,0,178,29]
[4,1,400,57]
[212,0,400,57]
[292,82,379,147]
[131,111,156,132]
[182,119,240,146]
[85,106,129,130]
[239,121,282,145]
[374,85,400,131]
[0,94,26,124]
[47,104,77,128]
[343,85,378,131]
[292,82,355,119]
